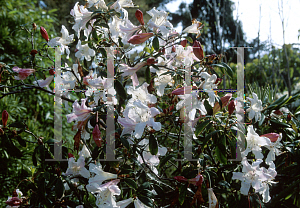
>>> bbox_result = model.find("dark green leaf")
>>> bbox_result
[138,195,153,207]
[195,120,210,136]
[159,154,174,168]
[120,137,130,150]
[153,184,164,198]
[145,66,151,84]
[92,146,101,160]
[92,29,98,42]
[99,23,109,28]
[55,178,65,198]
[124,178,138,189]
[153,36,159,51]
[149,135,158,155]
[9,121,26,128]
[114,80,127,100]
[185,36,193,44]
[178,183,188,205]
[16,135,26,147]
[215,146,227,164]
[211,63,234,78]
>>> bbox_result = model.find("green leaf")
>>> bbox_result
[211,63,234,78]
[120,137,130,150]
[264,95,287,111]
[195,120,210,136]
[215,146,227,164]
[99,48,107,57]
[55,178,65,198]
[114,80,127,100]
[9,121,26,128]
[149,135,158,155]
[92,29,98,42]
[92,146,101,160]
[16,136,26,147]
[159,154,174,168]
[137,195,153,207]
[204,100,213,115]
[153,36,159,51]
[153,184,164,197]
[145,66,151,84]
[99,23,109,28]
[178,183,188,205]
[124,178,138,189]
[185,36,193,44]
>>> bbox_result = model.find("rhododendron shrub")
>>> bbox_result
[1,0,300,207]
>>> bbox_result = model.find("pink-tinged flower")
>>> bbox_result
[213,93,232,115]
[228,99,235,115]
[66,98,92,123]
[135,9,144,25]
[260,133,280,142]
[128,33,153,44]
[2,110,9,127]
[188,174,203,186]
[12,66,35,80]
[33,75,54,91]
[193,40,204,60]
[40,26,49,42]
[171,86,197,95]
[5,196,21,206]
[93,124,102,147]
[65,156,90,178]
[119,62,147,86]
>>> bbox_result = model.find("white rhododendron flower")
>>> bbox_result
[182,19,203,38]
[232,158,273,195]
[174,45,199,67]
[247,92,263,122]
[33,75,54,91]
[65,156,90,178]
[147,7,173,37]
[118,100,161,138]
[127,82,157,104]
[199,72,218,106]
[70,2,94,38]
[109,15,126,43]
[66,98,92,123]
[242,125,271,159]
[48,25,74,59]
[176,91,207,121]
[75,40,96,61]
[86,0,108,10]
[119,19,142,43]
[264,133,283,164]
[111,0,134,12]
[137,139,167,175]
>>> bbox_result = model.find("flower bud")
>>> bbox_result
[93,124,102,147]
[2,110,9,127]
[172,86,197,95]
[214,78,222,86]
[49,69,55,75]
[228,99,235,115]
[32,23,37,30]
[287,114,292,121]
[135,9,144,25]
[128,33,153,44]
[40,26,49,42]
[213,93,232,115]
[68,153,74,158]
[274,110,283,115]
[180,39,187,47]
[261,133,280,142]
[146,57,156,65]
[30,49,38,57]
[193,40,204,60]
[171,45,176,52]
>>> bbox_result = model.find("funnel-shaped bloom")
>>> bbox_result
[119,62,147,86]
[12,66,35,80]
[66,98,92,123]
